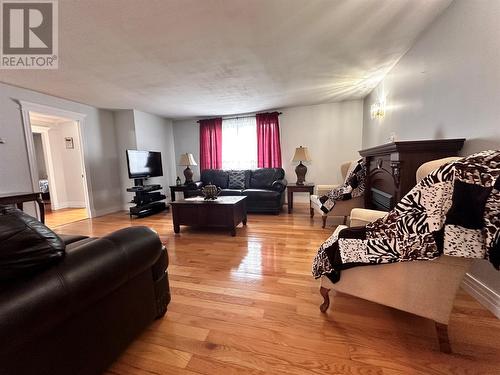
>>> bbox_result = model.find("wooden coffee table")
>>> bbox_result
[170,196,247,236]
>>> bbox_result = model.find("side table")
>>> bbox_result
[0,192,45,223]
[169,185,191,202]
[287,183,314,214]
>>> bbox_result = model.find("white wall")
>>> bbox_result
[362,0,500,303]
[0,82,121,217]
[57,121,86,208]
[46,124,68,208]
[280,101,363,201]
[172,119,200,182]
[113,109,177,208]
[172,100,364,202]
[134,110,177,202]
[113,110,137,209]
[32,133,47,179]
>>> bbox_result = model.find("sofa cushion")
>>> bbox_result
[242,189,280,200]
[219,189,243,196]
[228,170,246,189]
[59,234,89,245]
[0,205,65,281]
[250,168,285,189]
[201,169,229,189]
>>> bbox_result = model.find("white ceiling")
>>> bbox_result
[0,0,452,119]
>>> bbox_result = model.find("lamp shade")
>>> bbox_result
[292,146,311,162]
[178,153,197,166]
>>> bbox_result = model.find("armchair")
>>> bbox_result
[310,161,365,228]
[318,157,472,353]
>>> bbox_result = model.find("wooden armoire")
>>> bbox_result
[359,139,465,211]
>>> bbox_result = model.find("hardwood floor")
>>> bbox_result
[50,204,500,375]
[45,207,88,227]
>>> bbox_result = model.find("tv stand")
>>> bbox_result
[126,183,168,218]
[134,178,145,187]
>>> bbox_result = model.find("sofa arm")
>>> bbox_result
[350,208,386,227]
[0,226,164,352]
[272,178,288,192]
[191,181,203,189]
[316,184,339,196]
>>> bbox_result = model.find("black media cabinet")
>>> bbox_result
[127,184,168,218]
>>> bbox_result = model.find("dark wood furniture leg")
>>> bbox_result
[230,227,236,236]
[173,224,180,234]
[435,322,451,354]
[36,196,45,224]
[322,216,327,229]
[170,187,176,202]
[310,207,314,218]
[319,286,331,313]
[287,189,293,214]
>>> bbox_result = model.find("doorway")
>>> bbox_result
[24,107,91,227]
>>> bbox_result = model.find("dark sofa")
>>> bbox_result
[0,217,170,375]
[187,168,287,214]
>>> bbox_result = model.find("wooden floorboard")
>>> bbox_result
[52,204,500,375]
[45,207,88,227]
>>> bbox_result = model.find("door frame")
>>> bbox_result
[31,125,59,211]
[20,100,94,219]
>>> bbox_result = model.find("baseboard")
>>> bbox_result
[66,201,86,208]
[462,273,500,319]
[92,206,123,217]
[52,201,86,210]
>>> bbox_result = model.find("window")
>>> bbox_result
[221,117,257,170]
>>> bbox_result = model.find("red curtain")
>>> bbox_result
[199,118,222,170]
[257,112,282,168]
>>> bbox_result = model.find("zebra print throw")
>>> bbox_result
[317,159,366,213]
[312,150,500,283]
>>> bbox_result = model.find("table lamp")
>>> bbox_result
[292,146,311,185]
[178,153,197,184]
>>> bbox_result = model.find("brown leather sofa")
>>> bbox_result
[0,224,170,375]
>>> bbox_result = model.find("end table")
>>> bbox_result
[169,185,191,202]
[287,183,315,214]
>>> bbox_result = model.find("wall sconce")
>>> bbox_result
[370,100,386,120]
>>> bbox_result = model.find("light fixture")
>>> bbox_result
[292,146,311,185]
[370,100,386,120]
[178,153,197,184]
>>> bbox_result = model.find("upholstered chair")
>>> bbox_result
[318,157,472,353]
[310,161,365,228]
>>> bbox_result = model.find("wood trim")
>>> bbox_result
[31,126,60,211]
[462,272,500,319]
[359,139,465,157]
[18,100,94,219]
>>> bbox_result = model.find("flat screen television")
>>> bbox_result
[126,150,163,179]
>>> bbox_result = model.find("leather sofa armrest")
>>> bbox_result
[0,226,164,352]
[272,178,288,192]
[349,208,386,227]
[191,181,203,189]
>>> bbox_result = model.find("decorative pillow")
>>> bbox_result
[228,170,246,189]
[0,205,66,281]
[445,180,492,229]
